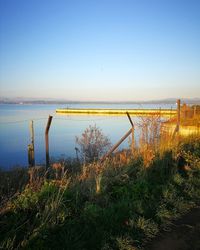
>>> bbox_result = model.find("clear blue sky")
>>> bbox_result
[0,0,200,101]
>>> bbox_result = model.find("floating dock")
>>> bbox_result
[56,108,177,117]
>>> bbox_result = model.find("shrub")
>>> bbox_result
[76,125,111,163]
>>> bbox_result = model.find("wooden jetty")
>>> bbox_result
[56,108,177,117]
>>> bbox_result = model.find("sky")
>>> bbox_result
[0,0,200,102]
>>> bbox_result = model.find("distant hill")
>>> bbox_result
[141,98,200,105]
[0,97,200,105]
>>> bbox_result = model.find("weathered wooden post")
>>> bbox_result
[100,128,133,162]
[126,112,134,154]
[28,144,33,167]
[75,147,79,162]
[28,120,35,167]
[45,115,53,169]
[170,106,172,119]
[172,99,181,139]
[194,105,197,118]
[131,126,134,154]
[30,120,35,165]
[177,99,181,133]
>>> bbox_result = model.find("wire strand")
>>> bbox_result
[0,118,47,125]
[0,116,121,124]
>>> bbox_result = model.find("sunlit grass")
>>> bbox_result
[0,117,200,249]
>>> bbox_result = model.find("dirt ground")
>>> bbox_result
[146,207,200,250]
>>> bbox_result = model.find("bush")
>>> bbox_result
[76,125,111,163]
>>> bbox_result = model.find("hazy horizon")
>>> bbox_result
[1,96,200,104]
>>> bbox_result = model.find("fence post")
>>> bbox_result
[100,128,133,162]
[45,115,53,169]
[126,112,134,154]
[177,99,181,133]
[172,99,181,139]
[131,126,134,154]
[170,106,172,119]
[194,106,197,118]
[28,120,35,167]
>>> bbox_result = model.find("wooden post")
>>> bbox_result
[170,106,172,119]
[100,128,132,162]
[131,126,134,154]
[45,115,53,169]
[28,144,33,167]
[194,106,197,118]
[28,120,35,167]
[177,99,181,133]
[30,120,35,166]
[173,99,181,139]
[126,112,133,127]
[75,147,79,162]
[126,112,134,154]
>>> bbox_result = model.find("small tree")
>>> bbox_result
[75,125,111,163]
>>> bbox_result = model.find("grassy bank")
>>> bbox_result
[0,136,200,249]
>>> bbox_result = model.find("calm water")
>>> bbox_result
[0,103,175,169]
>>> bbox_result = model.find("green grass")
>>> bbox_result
[0,166,29,204]
[0,136,200,250]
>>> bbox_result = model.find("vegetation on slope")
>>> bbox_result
[0,135,200,250]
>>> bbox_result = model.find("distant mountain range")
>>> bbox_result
[0,97,200,105]
[138,98,200,105]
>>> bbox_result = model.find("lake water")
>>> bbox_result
[0,103,176,169]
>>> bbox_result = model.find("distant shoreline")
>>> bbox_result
[0,98,200,105]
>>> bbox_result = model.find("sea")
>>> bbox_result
[0,103,176,169]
